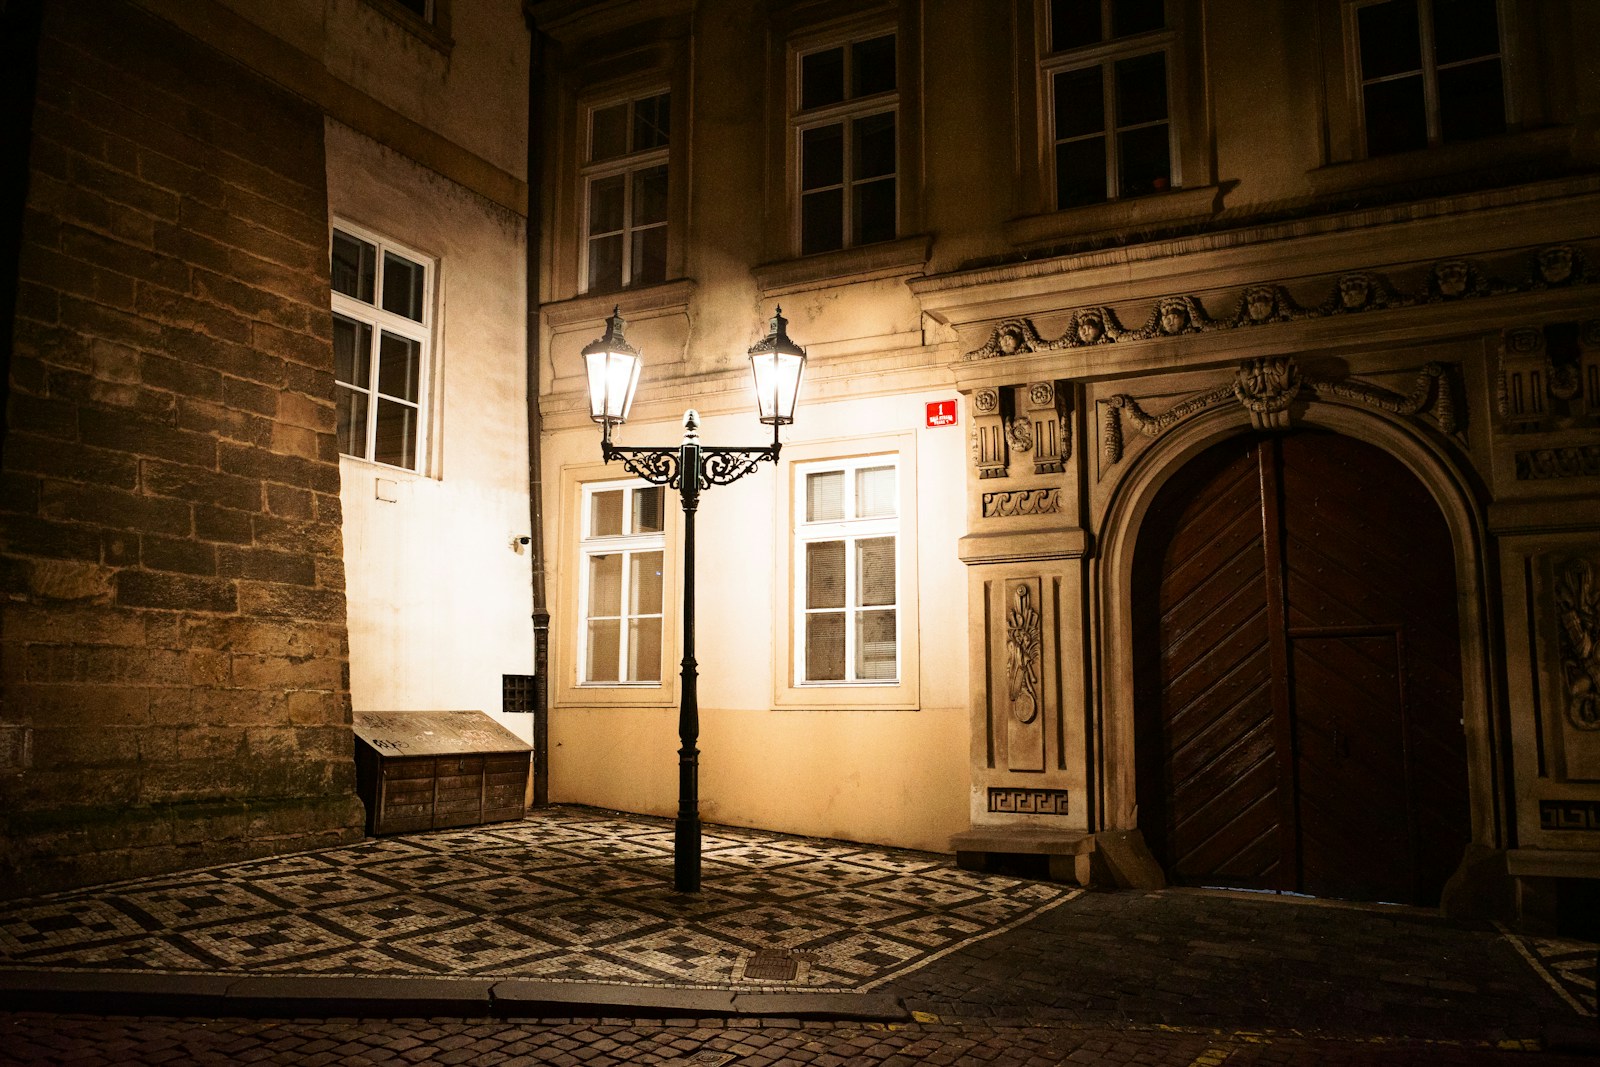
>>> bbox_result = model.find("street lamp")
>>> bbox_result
[583,305,806,893]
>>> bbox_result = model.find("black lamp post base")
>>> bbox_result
[673,816,702,893]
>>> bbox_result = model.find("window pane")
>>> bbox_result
[629,618,662,682]
[378,331,420,402]
[802,124,844,190]
[588,552,622,614]
[801,188,843,255]
[854,177,896,246]
[335,385,368,459]
[591,103,627,161]
[807,540,847,609]
[805,612,845,681]
[806,470,845,521]
[856,465,895,517]
[630,551,663,614]
[588,234,624,293]
[373,398,417,469]
[1115,52,1167,126]
[856,537,895,606]
[586,619,620,682]
[1359,0,1421,80]
[1363,76,1428,156]
[633,92,671,150]
[331,231,375,303]
[332,314,371,388]
[392,0,429,20]
[856,609,896,680]
[1050,0,1101,51]
[590,490,624,537]
[632,227,668,287]
[801,46,845,110]
[1434,0,1499,64]
[1118,123,1171,197]
[1438,60,1505,142]
[852,35,896,97]
[588,174,625,234]
[633,165,669,225]
[1111,0,1165,37]
[1054,68,1105,139]
[382,252,426,321]
[1057,138,1108,207]
[633,486,665,533]
[854,113,895,179]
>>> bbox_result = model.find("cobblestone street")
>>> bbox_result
[2,810,1596,1064]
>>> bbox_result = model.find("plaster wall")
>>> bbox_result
[325,121,534,742]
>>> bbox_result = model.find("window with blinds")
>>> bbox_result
[794,457,898,684]
[579,481,666,685]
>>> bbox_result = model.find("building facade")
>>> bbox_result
[530,0,1600,921]
[4,0,1599,925]
[1,0,535,896]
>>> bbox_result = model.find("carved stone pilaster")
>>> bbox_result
[1026,381,1069,474]
[1004,579,1046,772]
[972,387,1008,479]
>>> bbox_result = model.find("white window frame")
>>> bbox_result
[1041,0,1179,209]
[791,30,900,256]
[580,90,671,295]
[774,434,919,711]
[330,220,434,474]
[1348,0,1508,158]
[577,479,667,688]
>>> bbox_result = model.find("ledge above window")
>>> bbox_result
[1004,185,1224,250]
[1307,128,1577,201]
[754,234,932,298]
[360,0,454,54]
[543,278,697,331]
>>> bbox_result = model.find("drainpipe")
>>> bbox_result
[523,10,550,808]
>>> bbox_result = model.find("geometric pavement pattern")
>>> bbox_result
[0,807,1077,992]
[1500,926,1599,1018]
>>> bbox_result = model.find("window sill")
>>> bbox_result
[1004,186,1224,249]
[1308,128,1575,200]
[754,235,932,298]
[544,278,697,330]
[359,0,454,54]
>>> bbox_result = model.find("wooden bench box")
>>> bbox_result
[352,710,532,836]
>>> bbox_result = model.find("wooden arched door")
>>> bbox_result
[1133,430,1470,905]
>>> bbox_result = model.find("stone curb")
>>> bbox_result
[0,970,908,1021]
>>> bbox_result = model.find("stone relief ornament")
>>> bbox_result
[1518,447,1600,480]
[1005,584,1043,725]
[1100,359,1458,466]
[960,241,1597,361]
[982,488,1062,518]
[1234,357,1303,430]
[1229,284,1302,327]
[1006,415,1035,452]
[1556,557,1600,730]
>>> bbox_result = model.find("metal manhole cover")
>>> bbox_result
[741,951,799,981]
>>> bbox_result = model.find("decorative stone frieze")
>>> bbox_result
[982,488,1062,518]
[1099,358,1458,466]
[988,787,1070,815]
[962,242,1598,362]
[1516,447,1600,480]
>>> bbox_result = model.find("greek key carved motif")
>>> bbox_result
[987,787,1071,815]
[1540,800,1600,832]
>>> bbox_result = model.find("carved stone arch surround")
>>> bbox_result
[1092,400,1504,861]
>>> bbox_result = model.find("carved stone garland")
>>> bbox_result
[1100,357,1458,465]
[1005,584,1042,726]
[1556,557,1600,731]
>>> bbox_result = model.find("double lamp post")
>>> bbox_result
[582,306,807,893]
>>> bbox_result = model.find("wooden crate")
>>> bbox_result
[352,710,533,836]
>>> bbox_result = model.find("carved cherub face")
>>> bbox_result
[1436,261,1469,298]
[1339,275,1370,309]
[1539,246,1574,285]
[1159,301,1188,334]
[1076,310,1103,343]
[1246,288,1275,322]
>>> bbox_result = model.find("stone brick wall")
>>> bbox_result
[0,0,366,898]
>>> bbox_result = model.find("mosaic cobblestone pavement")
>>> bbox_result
[1501,927,1598,1017]
[0,807,1076,991]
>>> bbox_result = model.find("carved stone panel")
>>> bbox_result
[971,388,1008,479]
[1004,579,1046,772]
[1535,548,1600,780]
